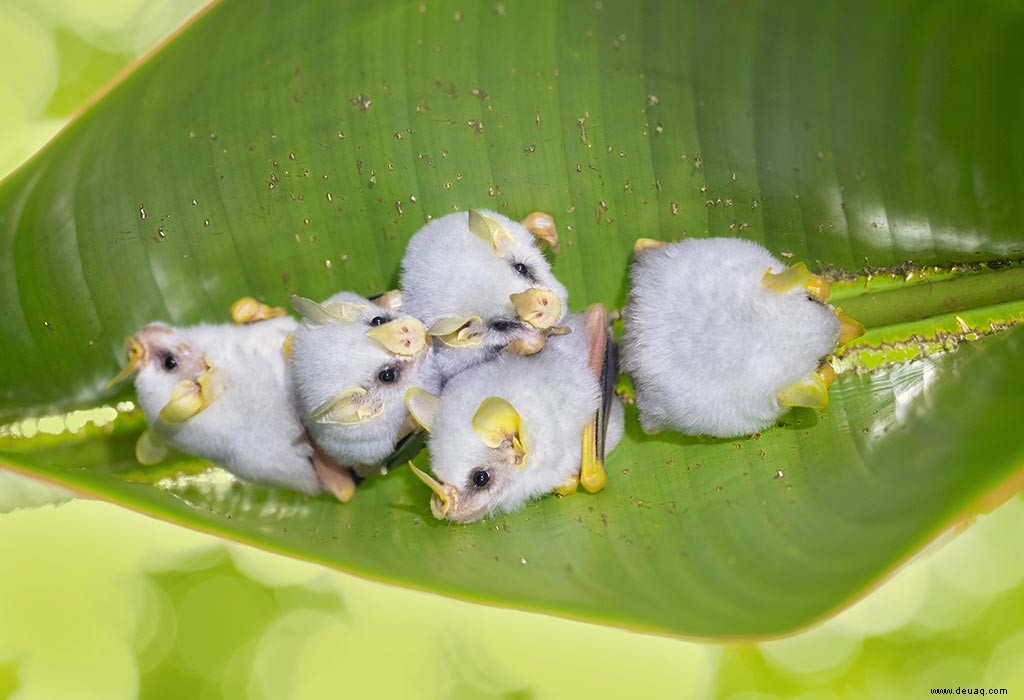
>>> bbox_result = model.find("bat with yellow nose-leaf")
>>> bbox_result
[622,237,865,438]
[288,290,438,499]
[399,209,569,383]
[107,299,351,499]
[406,304,624,523]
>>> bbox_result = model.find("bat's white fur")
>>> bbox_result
[133,317,321,493]
[422,313,623,521]
[399,209,569,381]
[289,292,439,469]
[621,237,840,437]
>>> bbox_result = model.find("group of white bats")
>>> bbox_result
[109,209,864,523]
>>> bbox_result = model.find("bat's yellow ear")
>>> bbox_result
[324,301,368,322]
[472,397,527,467]
[408,461,450,519]
[291,295,333,324]
[230,296,285,324]
[761,262,830,301]
[291,295,366,324]
[405,387,440,432]
[428,316,484,347]
[371,289,403,311]
[468,210,514,255]
[309,387,383,425]
[106,336,146,388]
[776,364,835,411]
[520,212,559,253]
[835,308,865,345]
[159,359,224,425]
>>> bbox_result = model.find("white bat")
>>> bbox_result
[406,305,624,522]
[399,209,569,382]
[621,237,864,438]
[288,290,437,480]
[109,301,333,495]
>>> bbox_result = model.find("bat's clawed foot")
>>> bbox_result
[313,447,356,503]
[230,296,286,324]
[553,473,579,497]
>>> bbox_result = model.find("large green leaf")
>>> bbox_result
[2,0,1024,638]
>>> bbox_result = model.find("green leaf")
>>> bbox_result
[2,0,1024,639]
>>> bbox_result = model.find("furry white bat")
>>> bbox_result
[108,300,350,498]
[621,237,865,438]
[399,209,569,383]
[288,290,437,478]
[406,305,624,523]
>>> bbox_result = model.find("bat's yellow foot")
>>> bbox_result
[580,422,607,494]
[553,473,579,496]
[231,296,286,324]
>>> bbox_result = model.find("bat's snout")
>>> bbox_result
[510,288,562,329]
[366,317,427,356]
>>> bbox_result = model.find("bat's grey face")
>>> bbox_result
[109,323,224,425]
[406,392,528,523]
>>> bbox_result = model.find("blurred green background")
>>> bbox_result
[1,1,1023,698]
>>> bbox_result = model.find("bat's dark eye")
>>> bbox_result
[370,316,386,326]
[162,354,178,371]
[471,469,490,488]
[513,262,530,277]
[377,367,397,384]
[490,319,519,333]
